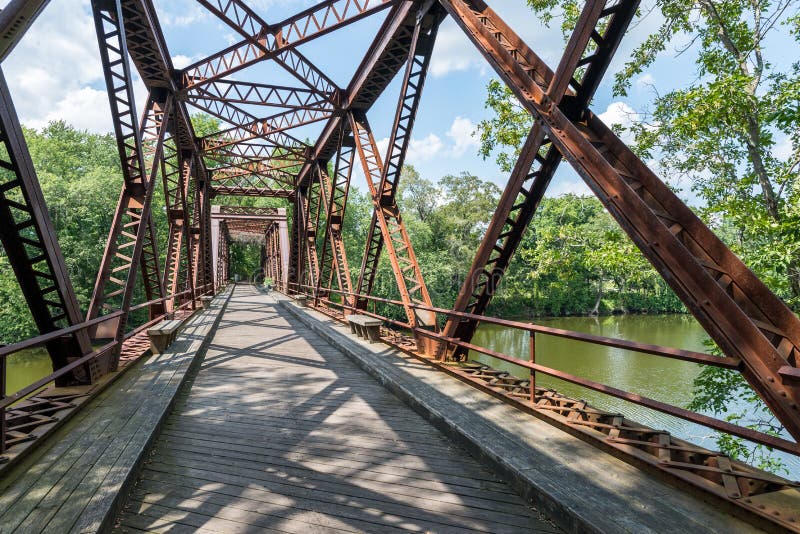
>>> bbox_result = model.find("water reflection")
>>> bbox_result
[471,314,800,478]
[5,348,53,395]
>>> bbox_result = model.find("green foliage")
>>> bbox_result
[482,0,800,472]
[490,194,683,317]
[0,121,121,343]
[229,243,263,281]
[478,79,533,173]
[356,166,684,319]
[688,342,788,473]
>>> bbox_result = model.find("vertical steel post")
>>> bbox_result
[0,68,95,383]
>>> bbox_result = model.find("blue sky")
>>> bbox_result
[0,0,791,202]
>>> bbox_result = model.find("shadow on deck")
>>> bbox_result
[114,284,557,533]
[0,285,764,533]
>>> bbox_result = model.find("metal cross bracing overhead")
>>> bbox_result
[209,206,289,290]
[2,0,800,527]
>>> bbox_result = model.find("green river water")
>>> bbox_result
[470,313,800,478]
[7,314,799,477]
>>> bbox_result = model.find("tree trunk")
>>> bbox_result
[590,276,603,316]
[788,258,800,306]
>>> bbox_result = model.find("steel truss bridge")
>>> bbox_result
[1,0,800,530]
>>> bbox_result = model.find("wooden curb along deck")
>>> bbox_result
[278,297,761,534]
[113,285,558,533]
[0,288,232,534]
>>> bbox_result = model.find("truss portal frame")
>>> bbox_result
[1,1,800,526]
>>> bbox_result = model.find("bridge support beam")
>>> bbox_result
[89,0,175,371]
[349,110,436,333]
[440,0,800,440]
[0,68,95,384]
[313,128,355,308]
[354,5,443,324]
[442,0,638,358]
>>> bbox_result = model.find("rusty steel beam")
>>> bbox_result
[92,1,166,315]
[206,158,298,180]
[197,0,266,38]
[197,107,328,149]
[0,0,50,62]
[90,0,171,360]
[216,222,230,287]
[441,0,800,441]
[211,187,294,198]
[295,182,321,290]
[209,167,294,189]
[288,196,301,292]
[313,129,355,305]
[185,0,398,94]
[203,140,307,162]
[444,0,639,355]
[356,4,442,306]
[295,1,421,187]
[349,110,435,329]
[189,164,213,296]
[0,68,96,385]
[194,0,341,98]
[161,145,195,311]
[87,93,172,370]
[209,167,294,190]
[190,80,334,111]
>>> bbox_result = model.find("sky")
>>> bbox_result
[0,0,778,201]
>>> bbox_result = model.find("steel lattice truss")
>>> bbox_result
[2,0,800,527]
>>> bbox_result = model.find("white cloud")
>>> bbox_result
[152,1,210,27]
[430,19,486,77]
[774,134,796,160]
[598,101,640,144]
[636,73,655,89]
[28,87,111,132]
[446,116,479,157]
[375,116,480,166]
[172,54,202,69]
[0,1,162,134]
[3,1,109,131]
[409,133,446,162]
[376,133,446,165]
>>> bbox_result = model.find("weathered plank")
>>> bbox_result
[0,290,230,533]
[282,297,764,534]
[115,285,556,534]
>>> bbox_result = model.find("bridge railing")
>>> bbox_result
[290,283,799,459]
[0,285,215,455]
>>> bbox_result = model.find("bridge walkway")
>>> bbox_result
[114,284,556,533]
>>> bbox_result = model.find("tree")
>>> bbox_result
[0,122,121,343]
[397,165,439,221]
[478,0,800,470]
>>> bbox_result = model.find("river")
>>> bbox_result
[471,313,800,479]
[6,315,799,477]
[4,347,52,397]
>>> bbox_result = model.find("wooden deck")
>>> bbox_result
[115,285,556,533]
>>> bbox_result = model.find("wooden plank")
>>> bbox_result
[135,470,515,534]
[282,296,761,534]
[130,483,406,534]
[114,285,553,534]
[152,449,530,513]
[154,433,514,493]
[157,428,506,482]
[0,289,231,533]
[139,462,535,534]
